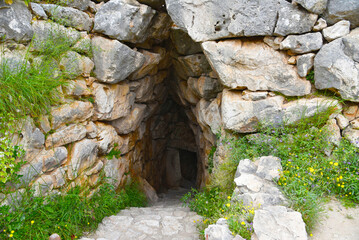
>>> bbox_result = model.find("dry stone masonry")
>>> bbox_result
[1,0,359,239]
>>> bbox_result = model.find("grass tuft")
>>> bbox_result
[0,183,147,240]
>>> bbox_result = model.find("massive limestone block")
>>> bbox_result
[59,51,94,78]
[92,36,145,83]
[280,32,323,54]
[0,0,33,42]
[45,124,87,148]
[166,0,317,42]
[51,101,94,129]
[165,0,278,42]
[323,0,359,28]
[282,98,341,124]
[110,104,147,134]
[68,139,99,180]
[274,0,318,36]
[221,90,284,133]
[293,0,327,14]
[253,206,307,240]
[92,82,134,120]
[31,21,80,53]
[94,0,156,43]
[202,40,311,96]
[221,90,340,133]
[314,29,359,102]
[41,4,93,31]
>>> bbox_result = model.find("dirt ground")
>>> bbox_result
[311,199,359,240]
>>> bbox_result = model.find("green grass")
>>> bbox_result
[0,183,147,240]
[184,107,359,238]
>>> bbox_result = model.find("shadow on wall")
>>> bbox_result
[165,148,198,191]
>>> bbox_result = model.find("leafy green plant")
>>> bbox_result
[207,146,216,174]
[306,70,315,84]
[0,183,147,240]
[0,114,25,185]
[106,143,121,160]
[182,188,255,239]
[217,108,359,232]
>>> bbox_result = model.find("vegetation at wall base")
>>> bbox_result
[182,188,255,240]
[184,107,359,237]
[0,183,147,240]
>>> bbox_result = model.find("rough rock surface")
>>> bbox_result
[274,0,317,36]
[253,206,308,240]
[202,40,311,96]
[204,218,234,240]
[280,32,323,54]
[166,0,316,42]
[170,27,202,55]
[80,189,201,240]
[110,104,147,134]
[29,2,48,20]
[322,20,350,42]
[51,101,93,129]
[92,36,145,83]
[293,0,328,14]
[92,82,134,121]
[314,29,359,102]
[343,126,359,147]
[323,0,359,28]
[31,21,80,52]
[67,139,98,180]
[221,90,284,133]
[0,0,33,42]
[222,90,339,133]
[233,157,286,207]
[41,4,93,31]
[45,124,87,148]
[165,0,278,42]
[297,53,315,77]
[94,0,156,43]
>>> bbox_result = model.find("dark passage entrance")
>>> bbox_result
[179,150,197,189]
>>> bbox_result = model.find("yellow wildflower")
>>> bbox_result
[241,221,246,226]
[226,203,230,207]
[227,196,231,200]
[31,220,34,225]
[334,162,338,166]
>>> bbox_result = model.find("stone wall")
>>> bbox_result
[1,0,359,204]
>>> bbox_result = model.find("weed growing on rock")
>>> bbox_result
[219,110,359,232]
[0,183,147,240]
[182,188,255,239]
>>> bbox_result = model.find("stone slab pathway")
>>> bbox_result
[80,188,202,240]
